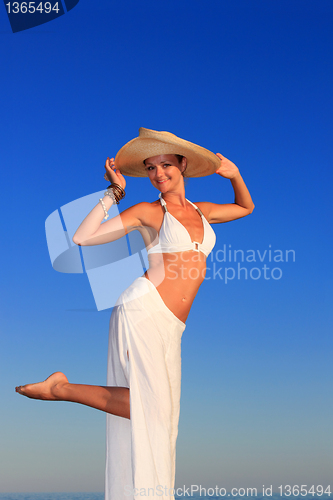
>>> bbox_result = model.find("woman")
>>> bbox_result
[16,128,254,500]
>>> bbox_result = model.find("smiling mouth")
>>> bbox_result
[156,179,169,183]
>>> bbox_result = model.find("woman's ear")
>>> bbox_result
[181,157,187,176]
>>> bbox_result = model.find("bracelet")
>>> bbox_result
[106,183,126,203]
[104,189,118,204]
[108,186,125,202]
[111,187,123,204]
[99,198,109,220]
[109,182,125,196]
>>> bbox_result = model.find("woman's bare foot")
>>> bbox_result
[15,372,68,401]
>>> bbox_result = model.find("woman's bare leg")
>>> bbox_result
[15,372,130,419]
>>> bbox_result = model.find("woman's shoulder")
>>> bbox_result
[122,199,162,226]
[129,199,160,212]
[189,200,213,218]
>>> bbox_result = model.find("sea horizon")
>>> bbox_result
[0,492,331,500]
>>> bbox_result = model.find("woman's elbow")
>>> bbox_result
[72,234,81,246]
[244,203,255,216]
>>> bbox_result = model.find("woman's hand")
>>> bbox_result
[215,153,240,179]
[104,157,126,190]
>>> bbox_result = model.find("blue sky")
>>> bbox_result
[1,0,332,494]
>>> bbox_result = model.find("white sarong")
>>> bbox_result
[105,276,186,500]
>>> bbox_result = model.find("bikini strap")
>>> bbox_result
[158,192,168,213]
[186,198,203,218]
[159,194,203,217]
[196,206,204,218]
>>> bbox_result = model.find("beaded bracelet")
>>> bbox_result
[104,188,117,205]
[107,183,125,203]
[110,182,125,196]
[99,198,109,220]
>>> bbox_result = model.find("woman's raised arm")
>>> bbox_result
[197,153,255,224]
[72,157,142,246]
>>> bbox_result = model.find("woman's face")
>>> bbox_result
[144,154,186,192]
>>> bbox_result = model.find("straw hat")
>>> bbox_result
[115,128,220,177]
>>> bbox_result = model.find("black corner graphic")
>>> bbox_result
[3,0,80,33]
[63,0,79,12]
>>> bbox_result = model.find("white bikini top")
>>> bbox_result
[147,193,216,257]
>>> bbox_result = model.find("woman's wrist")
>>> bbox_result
[108,183,126,203]
[216,168,240,180]
[102,194,115,208]
[229,170,241,181]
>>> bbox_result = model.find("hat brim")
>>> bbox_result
[114,128,220,178]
